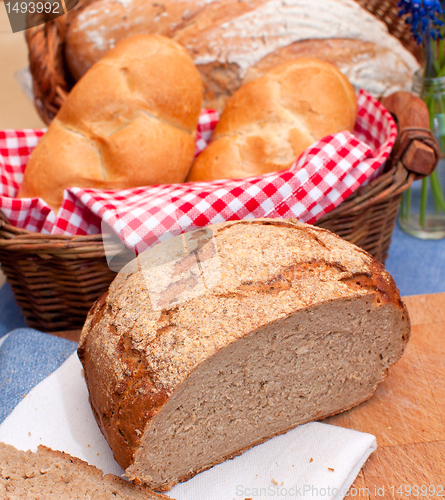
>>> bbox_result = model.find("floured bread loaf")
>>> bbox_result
[64,0,420,110]
[0,441,170,499]
[243,38,418,97]
[187,57,357,181]
[18,34,203,211]
[78,218,410,491]
[65,0,260,82]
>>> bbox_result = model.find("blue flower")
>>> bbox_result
[398,0,445,43]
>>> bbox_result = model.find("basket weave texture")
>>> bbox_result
[0,0,432,332]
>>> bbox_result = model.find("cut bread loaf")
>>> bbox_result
[64,0,420,110]
[18,34,203,211]
[187,57,357,181]
[78,218,410,491]
[0,441,171,499]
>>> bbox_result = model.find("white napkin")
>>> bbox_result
[0,352,376,500]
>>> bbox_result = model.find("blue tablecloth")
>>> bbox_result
[385,223,445,296]
[0,282,27,338]
[0,329,77,424]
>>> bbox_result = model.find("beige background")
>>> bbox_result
[0,2,45,129]
[0,4,45,286]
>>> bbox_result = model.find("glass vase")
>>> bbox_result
[398,71,445,239]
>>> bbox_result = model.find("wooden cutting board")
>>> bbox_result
[55,292,445,496]
[325,293,445,498]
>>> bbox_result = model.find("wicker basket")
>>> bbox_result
[0,0,437,332]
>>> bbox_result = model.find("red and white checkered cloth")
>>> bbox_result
[0,89,396,252]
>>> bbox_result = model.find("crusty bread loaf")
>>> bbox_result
[18,34,203,211]
[242,38,419,97]
[187,58,357,181]
[65,0,261,85]
[78,218,410,491]
[0,441,171,499]
[64,0,420,110]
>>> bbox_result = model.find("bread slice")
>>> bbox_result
[78,218,410,491]
[0,441,170,499]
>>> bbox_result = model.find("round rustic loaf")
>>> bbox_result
[242,37,419,95]
[65,0,259,86]
[187,57,357,181]
[78,218,410,491]
[18,34,203,211]
[64,0,420,110]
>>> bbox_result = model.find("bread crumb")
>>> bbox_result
[328,467,335,472]
[271,478,278,486]
[309,458,313,463]
[28,432,32,436]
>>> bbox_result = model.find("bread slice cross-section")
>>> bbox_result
[0,441,171,499]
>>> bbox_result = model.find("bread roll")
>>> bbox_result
[18,34,203,211]
[0,441,170,499]
[64,0,420,110]
[187,58,357,182]
[78,218,410,491]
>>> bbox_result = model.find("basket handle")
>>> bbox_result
[380,91,440,178]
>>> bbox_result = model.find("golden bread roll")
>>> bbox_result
[187,58,357,182]
[19,34,203,211]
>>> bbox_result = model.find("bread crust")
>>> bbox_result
[78,218,410,488]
